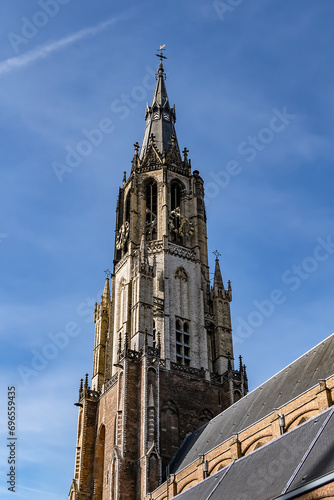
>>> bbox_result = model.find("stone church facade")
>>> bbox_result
[68,56,247,500]
[68,55,334,500]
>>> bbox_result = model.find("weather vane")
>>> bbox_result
[104,269,111,279]
[213,250,221,259]
[156,44,167,63]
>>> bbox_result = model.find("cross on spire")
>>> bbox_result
[155,44,167,64]
[213,250,221,260]
[104,269,111,279]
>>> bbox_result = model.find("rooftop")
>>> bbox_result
[170,333,334,474]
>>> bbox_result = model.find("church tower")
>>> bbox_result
[69,51,248,500]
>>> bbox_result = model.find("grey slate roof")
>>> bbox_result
[139,61,179,159]
[170,333,334,474]
[173,407,334,500]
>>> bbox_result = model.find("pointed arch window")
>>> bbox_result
[176,319,190,366]
[125,193,131,222]
[175,267,189,318]
[171,181,181,211]
[170,181,183,244]
[160,400,179,460]
[146,180,157,241]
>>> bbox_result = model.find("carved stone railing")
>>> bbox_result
[119,345,160,363]
[147,241,164,254]
[221,369,243,385]
[145,346,160,357]
[79,388,100,401]
[168,244,195,261]
[103,373,119,394]
[118,348,141,362]
[170,362,205,378]
[211,373,221,384]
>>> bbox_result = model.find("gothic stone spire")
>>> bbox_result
[214,253,224,290]
[140,60,179,159]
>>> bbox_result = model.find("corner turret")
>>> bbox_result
[92,277,111,391]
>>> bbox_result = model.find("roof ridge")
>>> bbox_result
[172,333,334,474]
[249,332,334,395]
[210,332,334,420]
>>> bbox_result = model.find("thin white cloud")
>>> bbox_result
[0,17,118,76]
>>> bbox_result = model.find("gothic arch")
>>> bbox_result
[161,399,179,415]
[170,179,186,209]
[175,267,189,318]
[170,177,186,191]
[178,479,198,494]
[199,408,214,423]
[111,446,121,500]
[160,400,179,458]
[243,434,272,455]
[209,457,231,475]
[286,409,318,432]
[175,267,188,281]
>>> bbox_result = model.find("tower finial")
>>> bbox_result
[104,269,111,279]
[155,44,167,65]
[213,250,221,260]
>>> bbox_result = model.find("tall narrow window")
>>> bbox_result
[175,319,190,366]
[171,182,181,211]
[153,320,156,348]
[146,180,157,240]
[170,181,182,244]
[125,194,130,222]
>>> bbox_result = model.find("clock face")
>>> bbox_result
[116,221,129,250]
[169,210,194,237]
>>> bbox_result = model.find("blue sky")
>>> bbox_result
[0,1,333,498]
